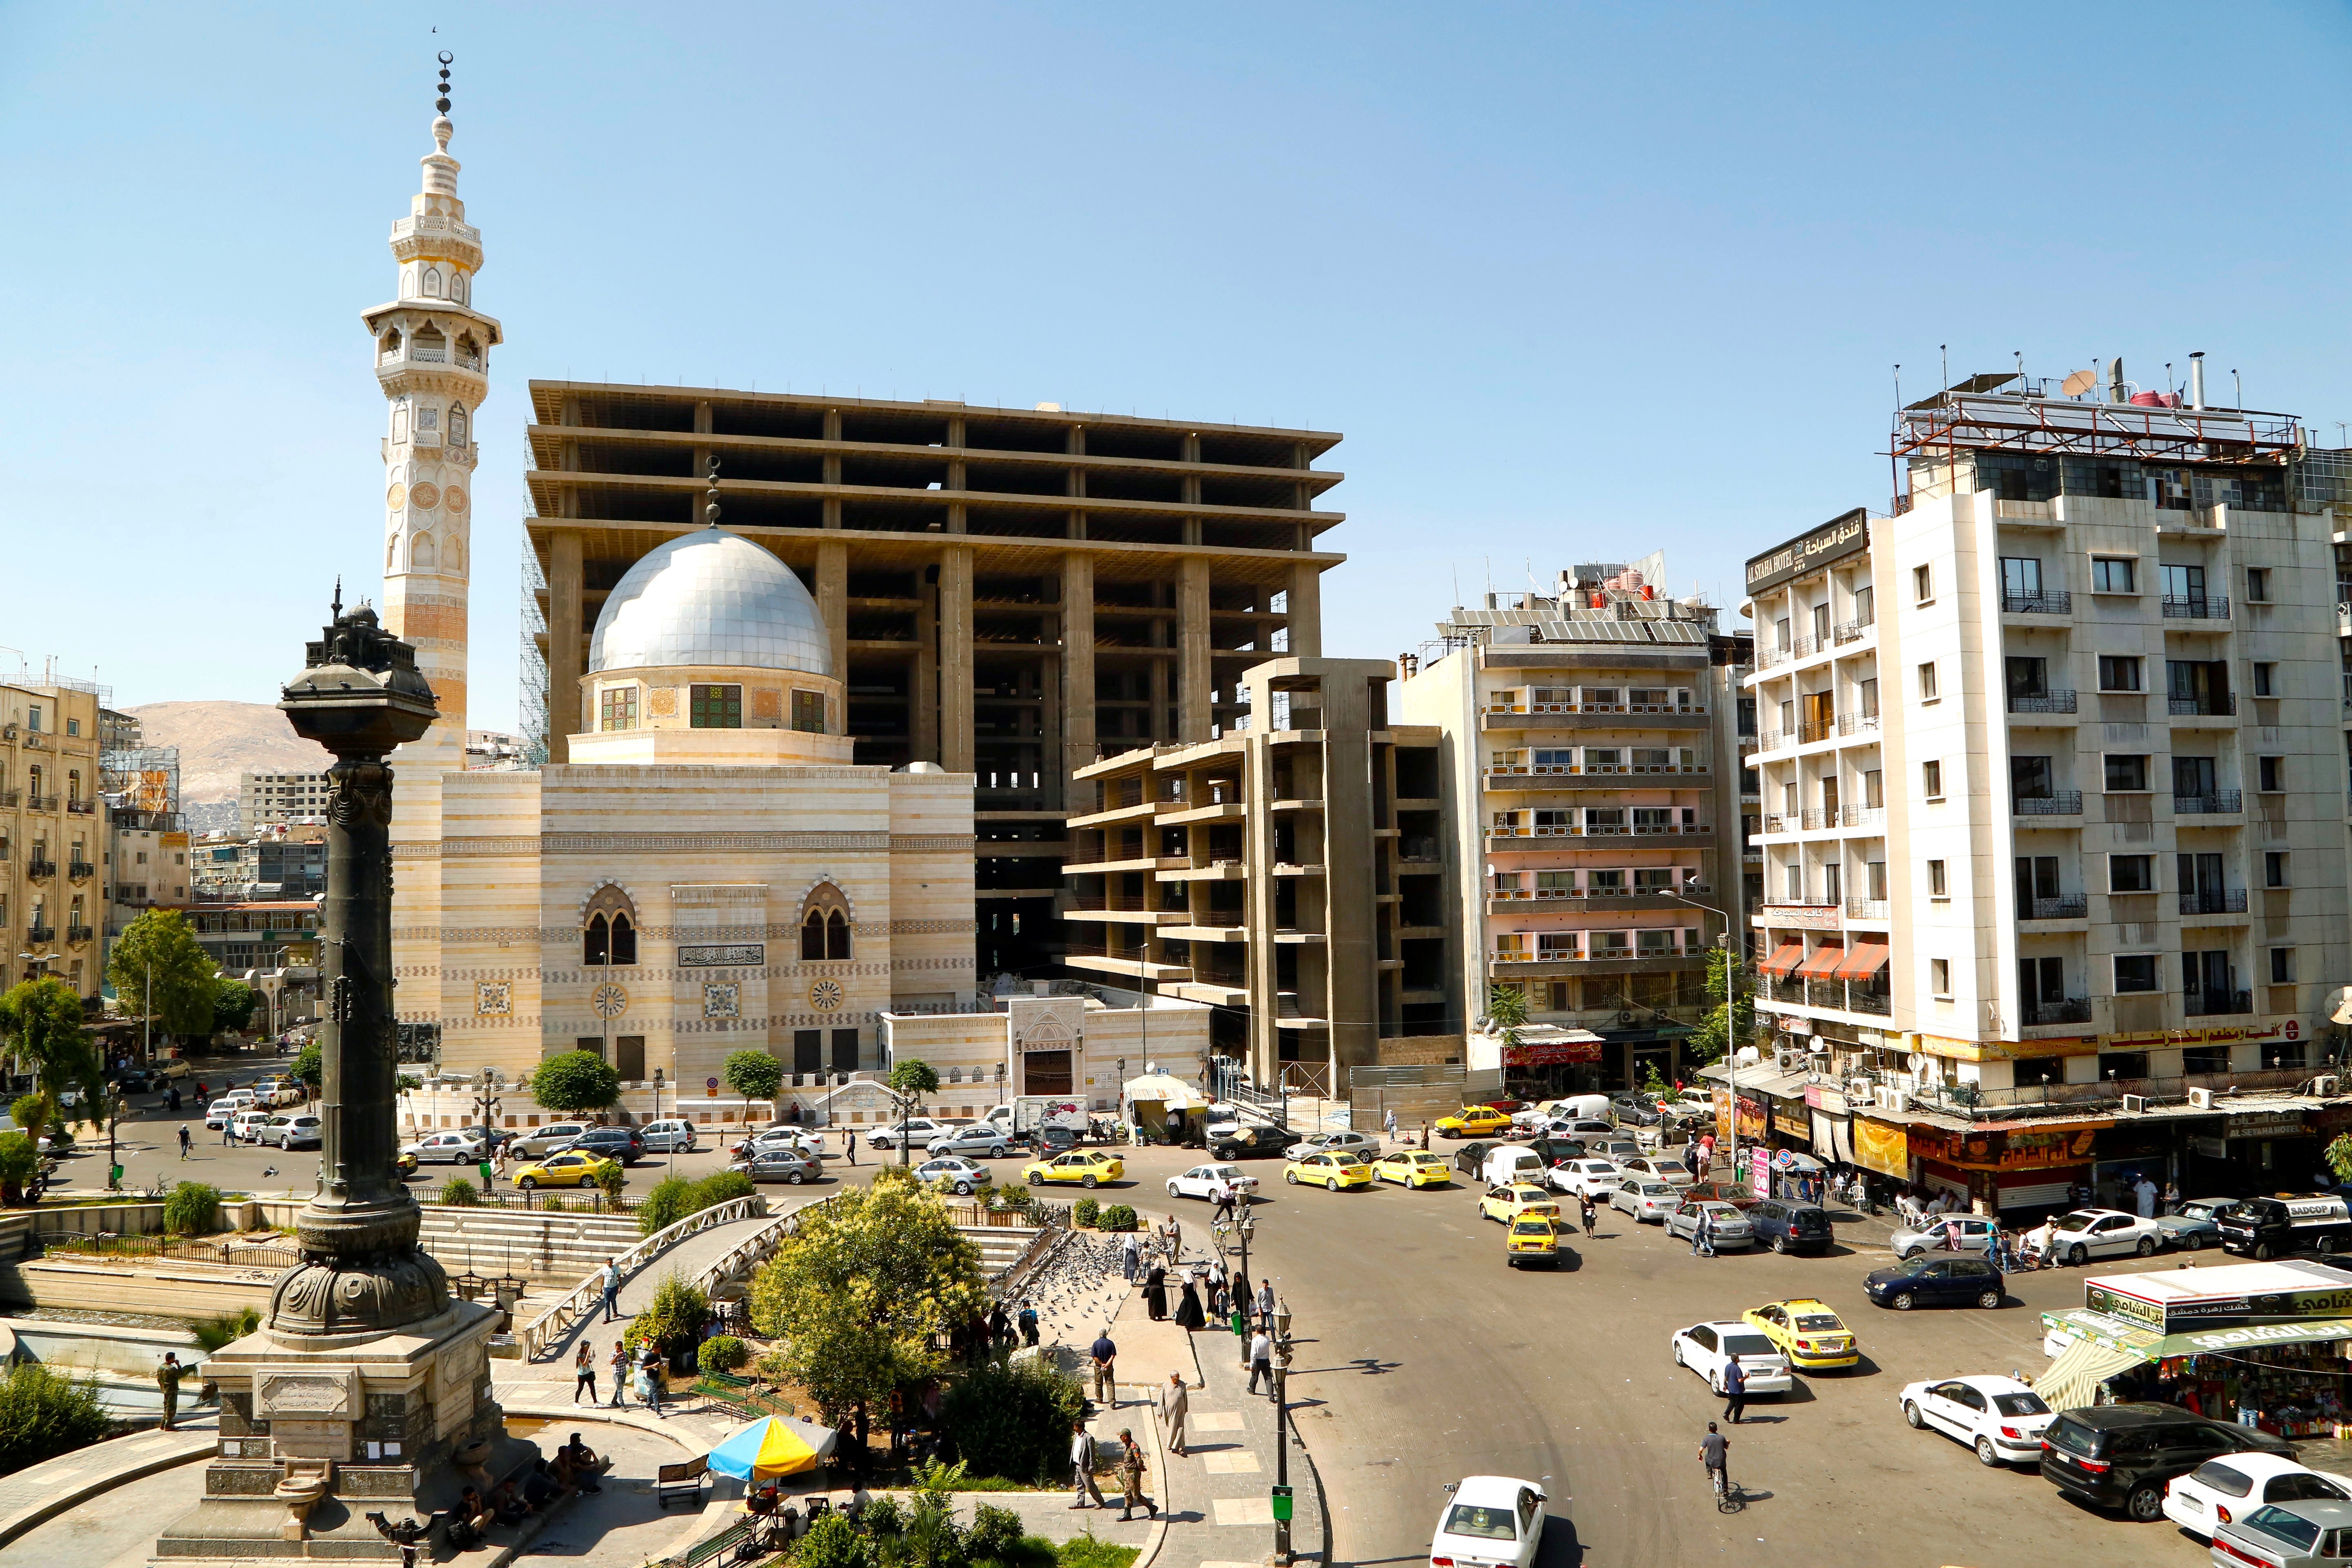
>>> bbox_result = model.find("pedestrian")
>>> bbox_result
[1018,1300,1040,1348]
[1161,1372,1190,1456]
[1212,1189,1237,1226]
[156,1352,183,1431]
[1121,1231,1141,1283]
[1207,1259,1228,1318]
[2134,1175,2158,1220]
[1699,1206,1717,1258]
[845,1131,858,1167]
[1246,1327,1275,1396]
[1144,1263,1168,1321]
[1722,1356,1746,1425]
[1090,1330,1118,1406]
[1116,1428,1154,1520]
[1256,1278,1275,1330]
[572,1340,597,1405]
[1165,1216,1182,1263]
[178,1125,192,1160]
[608,1339,630,1407]
[637,1345,664,1418]
[987,1301,1012,1350]
[1699,1421,1729,1496]
[1579,1192,1597,1238]
[1174,1268,1206,1331]
[167,1085,181,1113]
[223,1113,234,1147]
[599,1258,622,1322]
[1385,1107,1399,1143]
[1069,1422,1106,1508]
[493,1144,509,1182]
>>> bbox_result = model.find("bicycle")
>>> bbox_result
[1711,1467,1743,1513]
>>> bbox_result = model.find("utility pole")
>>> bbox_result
[1270,1296,1295,1566]
[654,1067,669,1178]
[473,1068,503,1194]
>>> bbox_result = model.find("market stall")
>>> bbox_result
[1123,1071,1210,1145]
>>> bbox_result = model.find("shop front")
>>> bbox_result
[1500,1028,1605,1098]
[1804,1082,1855,1165]
[2216,1107,2321,1194]
[1905,1120,2106,1218]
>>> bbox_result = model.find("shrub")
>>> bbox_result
[638,1176,698,1237]
[858,1493,904,1540]
[1097,1204,1137,1232]
[697,1334,748,1373]
[631,1272,710,1354]
[595,1162,627,1206]
[0,1134,36,1203]
[795,1514,874,1568]
[938,1356,1085,1483]
[0,1363,109,1472]
[1071,1197,1099,1229]
[163,1180,221,1236]
[693,1169,755,1209]
[529,1050,621,1114]
[194,1305,261,1352]
[966,1506,1023,1566]
[439,1177,481,1207]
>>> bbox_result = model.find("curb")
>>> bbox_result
[0,1428,215,1548]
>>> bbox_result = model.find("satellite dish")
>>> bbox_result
[2328,986,2352,1027]
[1907,1052,1927,1074]
[2060,368,2098,396]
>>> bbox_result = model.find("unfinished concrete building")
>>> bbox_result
[523,385,1345,977]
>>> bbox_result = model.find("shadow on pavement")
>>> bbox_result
[1535,1514,1586,1568]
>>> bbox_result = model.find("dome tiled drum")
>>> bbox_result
[589,527,832,677]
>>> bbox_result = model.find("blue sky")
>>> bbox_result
[6,3,2350,731]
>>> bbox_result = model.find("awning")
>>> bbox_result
[1793,943,1846,980]
[2036,1334,2151,1413]
[1832,942,1891,981]
[1758,942,1806,979]
[706,1414,839,1480]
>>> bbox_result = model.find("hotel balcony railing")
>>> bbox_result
[1849,990,1892,1016]
[1789,634,1821,659]
[1488,822,1712,840]
[2001,591,2072,614]
[2021,895,2088,920]
[2007,690,2077,714]
[65,924,92,944]
[1837,713,1882,737]
[1764,813,1792,833]
[65,799,95,815]
[2014,792,2083,815]
[1492,881,1710,902]
[2027,998,2093,1025]
[2163,595,2230,620]
[1833,618,1874,644]
[1845,898,1889,919]
[25,858,55,879]
[1758,646,1791,668]
[1756,730,1790,752]
[2185,988,2254,1018]
[1484,764,1708,781]
[1797,719,1835,744]
[67,860,94,880]
[24,924,53,943]
[2180,889,2248,915]
[25,795,56,812]
[1800,807,1837,829]
[1839,805,1884,828]
[2167,694,2236,717]
[2174,791,2243,815]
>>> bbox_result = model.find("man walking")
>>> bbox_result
[178,1124,192,1160]
[844,1131,858,1167]
[1116,1428,1154,1520]
[1722,1356,1747,1425]
[599,1258,622,1322]
[1090,1330,1118,1407]
[1068,1422,1106,1508]
[1160,1371,1190,1457]
[1256,1278,1275,1331]
[608,1339,630,1408]
[1018,1300,1040,1348]
[156,1351,183,1431]
[1246,1326,1275,1396]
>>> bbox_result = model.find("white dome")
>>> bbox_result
[588,528,832,677]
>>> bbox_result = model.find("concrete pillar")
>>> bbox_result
[823,408,842,528]
[914,577,939,763]
[939,545,974,773]
[1061,555,1096,780]
[1243,730,1281,1080]
[817,539,849,690]
[1286,561,1323,658]
[548,530,584,762]
[1316,670,1379,1077]
[1179,558,1213,742]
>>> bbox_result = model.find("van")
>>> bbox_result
[1541,1095,1613,1123]
[2218,1194,2352,1260]
[1482,1146,1546,1187]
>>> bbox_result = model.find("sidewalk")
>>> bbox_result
[0,1412,217,1547]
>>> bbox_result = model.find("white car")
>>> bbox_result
[2164,1453,2352,1538]
[1167,1163,1260,1204]
[1670,1321,1793,1397]
[639,1118,698,1154]
[2045,1207,2166,1265]
[1284,1130,1381,1161]
[1428,1474,1548,1568]
[402,1129,485,1164]
[866,1118,951,1151]
[743,1127,826,1158]
[1610,1177,1681,1224]
[264,1113,323,1150]
[205,1092,255,1129]
[1548,1160,1623,1200]
[926,1125,1011,1158]
[1896,1374,2055,1467]
[1619,1154,1696,1188]
[229,1109,275,1143]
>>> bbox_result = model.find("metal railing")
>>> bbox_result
[1764,814,1792,833]
[518,1192,767,1360]
[2180,889,2248,915]
[1845,898,1889,919]
[1798,719,1835,744]
[1838,713,1882,737]
[2002,591,2072,614]
[1833,619,1874,644]
[25,797,55,813]
[2027,998,2092,1025]
[2185,989,2254,1018]
[2168,695,2236,717]
[2022,896,2087,920]
[2008,690,2077,713]
[1759,645,1791,668]
[65,924,92,943]
[2013,792,2082,815]
[24,858,53,878]
[65,799,96,815]
[2175,791,2243,814]
[1839,805,1885,828]
[67,860,93,880]
[1849,991,1892,1016]
[24,924,52,942]
[2163,596,2230,620]
[46,1234,301,1270]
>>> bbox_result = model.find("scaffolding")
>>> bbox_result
[101,745,180,813]
[518,533,549,766]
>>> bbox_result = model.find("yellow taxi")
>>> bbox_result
[1506,1214,1559,1267]
[1021,1149,1125,1187]
[1283,1152,1374,1191]
[1435,1105,1515,1139]
[1374,1149,1453,1189]
[1742,1298,1861,1371]
[1479,1183,1562,1224]
[512,1150,617,1190]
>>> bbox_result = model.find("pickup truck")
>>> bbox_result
[1207,1121,1287,1161]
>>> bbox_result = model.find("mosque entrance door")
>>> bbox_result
[1022,1050,1073,1096]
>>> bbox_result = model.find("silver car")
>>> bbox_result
[2157,1197,2236,1252]
[1666,1199,1755,1248]
[1283,1130,1381,1161]
[510,1122,592,1158]
[730,1149,823,1185]
[927,1125,1011,1159]
[1611,1177,1681,1224]
[1891,1214,2000,1261]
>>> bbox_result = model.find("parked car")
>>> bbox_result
[1669,1321,1793,1398]
[1747,1199,1835,1256]
[1021,1149,1125,1187]
[1548,1160,1624,1200]
[1375,1150,1453,1189]
[1286,1152,1374,1192]
[1744,1298,1859,1371]
[1479,1184,1561,1225]
[402,1129,486,1164]
[1436,1107,1515,1139]
[1895,1374,2054,1466]
[639,1118,698,1154]
[510,1122,593,1158]
[2157,1196,2238,1253]
[2165,1452,2351,1539]
[2045,1207,2166,1265]
[1452,1141,1501,1178]
[205,1092,255,1129]
[1284,1130,1381,1162]
[555,1127,644,1165]
[112,1071,153,1094]
[1892,1213,1998,1261]
[2209,1498,2352,1568]
[230,1109,276,1143]
[264,1113,323,1150]
[1666,1199,1754,1250]
[866,1117,952,1151]
[1620,1153,1696,1188]
[1684,1180,1758,1209]
[730,1149,824,1185]
[1167,1163,1260,1204]
[912,1156,987,1194]
[927,1125,1011,1159]
[1862,1254,2003,1311]
[739,1127,826,1159]
[1609,1177,1681,1224]
[1428,1475,1548,1568]
[2040,1403,2296,1522]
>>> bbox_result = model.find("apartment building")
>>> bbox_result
[1399,559,1751,1090]
[238,769,331,828]
[0,677,107,998]
[523,383,1345,978]
[1062,657,1457,1089]
[1745,363,2351,1120]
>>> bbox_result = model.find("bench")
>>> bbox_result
[656,1454,711,1509]
[675,1518,753,1568]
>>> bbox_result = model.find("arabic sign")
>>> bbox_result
[2163,1319,2352,1356]
[1504,1038,1602,1066]
[2086,1278,2352,1334]
[1908,1125,2103,1172]
[679,944,764,968]
[2227,1112,2309,1141]
[1854,1116,1911,1178]
[1745,509,1870,595]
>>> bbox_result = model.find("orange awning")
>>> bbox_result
[1833,942,1891,981]
[1793,942,1847,980]
[1758,942,1807,979]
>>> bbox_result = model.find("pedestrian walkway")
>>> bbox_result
[0,1413,217,1547]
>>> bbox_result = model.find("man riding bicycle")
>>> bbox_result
[1699,1421,1730,1497]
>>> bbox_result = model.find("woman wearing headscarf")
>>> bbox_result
[1143,1261,1168,1321]
[1174,1267,1206,1330]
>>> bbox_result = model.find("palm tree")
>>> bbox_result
[1486,984,1529,1048]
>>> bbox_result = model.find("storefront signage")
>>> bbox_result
[1909,1124,2103,1173]
[1745,508,1870,595]
[2102,1022,2288,1049]
[1753,904,1842,932]
[1774,1101,1811,1138]
[2084,1272,2352,1333]
[1504,1038,1603,1066]
[2227,1112,2308,1141]
[2189,1136,2227,1159]
[1854,1116,1911,1178]
[1733,1093,1768,1143]
[2167,1318,2352,1355]
[1804,1084,1849,1114]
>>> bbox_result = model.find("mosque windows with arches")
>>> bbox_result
[799,885,852,961]
[422,266,442,298]
[583,886,639,967]
[392,401,409,443]
[412,532,435,572]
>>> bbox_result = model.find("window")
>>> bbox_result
[1775,617,1791,650]
[1930,958,1951,997]
[2246,567,2270,602]
[1810,603,1830,643]
[1913,564,1933,604]
[1858,677,1879,717]
[1852,585,1874,625]
[2114,955,2160,993]
[1922,760,1943,799]
[2266,852,2289,888]
[2010,755,2053,800]
[2091,557,2136,593]
[2259,756,2284,792]
[2104,755,2149,792]
[599,686,639,731]
[416,406,437,432]
[2005,656,2047,700]
[2110,855,2155,893]
[1917,662,1938,701]
[2000,557,2042,601]
[1927,859,1948,897]
[2254,662,2276,697]
[831,1028,860,1071]
[2271,947,2295,984]
[2098,656,2142,693]
[690,684,743,728]
[65,717,78,737]
[799,884,852,960]
[448,402,468,448]
[24,706,38,733]
[1863,768,1883,808]
[422,265,442,297]
[1784,864,1804,902]
[791,690,826,734]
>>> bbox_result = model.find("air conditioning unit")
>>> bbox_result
[2187,1087,2217,1111]
[2122,1094,2149,1115]
[2315,1076,2342,1097]
[1875,1085,1906,1111]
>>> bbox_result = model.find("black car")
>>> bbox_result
[1748,1199,1834,1255]
[113,1071,153,1094]
[555,1127,644,1165]
[1862,1254,2002,1310]
[1453,1140,1499,1177]
[2040,1402,2296,1522]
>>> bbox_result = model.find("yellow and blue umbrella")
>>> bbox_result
[706,1414,838,1480]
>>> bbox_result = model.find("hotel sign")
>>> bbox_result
[1746,508,1870,596]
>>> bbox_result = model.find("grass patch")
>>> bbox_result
[1054,1539,1141,1568]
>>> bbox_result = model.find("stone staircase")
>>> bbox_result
[415,1206,644,1281]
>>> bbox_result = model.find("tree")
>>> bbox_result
[8,1093,52,1146]
[1485,983,1529,1047]
[748,1181,987,1466]
[887,1058,940,1105]
[104,909,218,1039]
[0,980,93,1092]
[722,1048,784,1102]
[0,1133,38,1204]
[290,1042,323,1099]
[530,1050,620,1114]
[1686,944,1755,1067]
[938,1356,1085,1483]
[212,978,261,1036]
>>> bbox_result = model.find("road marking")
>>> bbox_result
[1212,1497,1275,1525]
[1202,1451,1261,1474]
[1190,1413,1244,1431]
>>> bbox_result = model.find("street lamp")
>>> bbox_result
[1270,1296,1296,1567]
[653,1067,670,1178]
[1662,893,1741,1179]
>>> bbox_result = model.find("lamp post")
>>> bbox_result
[1270,1296,1295,1567]
[1663,893,1740,1178]
[654,1067,670,1177]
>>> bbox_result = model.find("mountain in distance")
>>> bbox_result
[125,701,332,808]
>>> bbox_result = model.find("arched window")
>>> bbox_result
[412,531,435,572]
[826,909,849,960]
[379,328,401,363]
[446,532,465,573]
[423,266,442,297]
[68,770,80,803]
[798,883,852,961]
[393,401,409,443]
[448,403,467,447]
[584,913,609,965]
[583,884,639,967]
[451,272,467,303]
[800,909,826,961]
[610,913,637,965]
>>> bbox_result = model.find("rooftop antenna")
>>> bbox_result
[2233,370,2241,409]
[1940,344,1948,393]
[2014,350,2024,388]
[1893,363,1901,407]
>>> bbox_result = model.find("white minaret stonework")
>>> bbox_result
[373,56,500,1029]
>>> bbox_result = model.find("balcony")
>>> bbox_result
[2001,591,2072,614]
[1838,805,1884,829]
[2013,792,2082,816]
[1758,646,1791,668]
[1488,821,1712,843]
[25,924,53,943]
[1845,898,1889,920]
[2185,988,2254,1018]
[2027,998,2092,1025]
[2163,596,2230,621]
[65,799,95,816]
[1833,618,1874,644]
[2021,896,2088,920]
[2167,695,2235,717]
[1797,719,1835,744]
[1837,713,1882,738]
[65,924,92,944]
[2175,791,2243,815]
[2180,889,2248,916]
[67,860,94,881]
[25,857,55,879]
[25,796,56,812]
[2007,690,2077,715]
[0,790,16,807]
